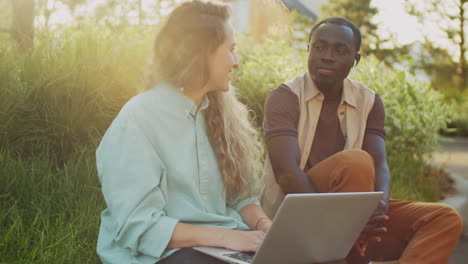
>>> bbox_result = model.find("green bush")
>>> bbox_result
[445,90,468,137]
[232,35,306,129]
[233,36,450,201]
[0,25,152,163]
[351,57,451,201]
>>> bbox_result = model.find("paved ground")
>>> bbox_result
[432,137,468,264]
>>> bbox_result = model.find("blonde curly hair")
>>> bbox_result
[148,0,263,204]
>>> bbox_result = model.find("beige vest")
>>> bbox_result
[260,72,376,218]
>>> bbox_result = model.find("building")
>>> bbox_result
[223,0,327,41]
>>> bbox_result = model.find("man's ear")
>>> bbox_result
[354,53,361,67]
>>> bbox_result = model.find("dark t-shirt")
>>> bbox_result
[264,84,386,171]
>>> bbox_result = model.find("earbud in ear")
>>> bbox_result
[353,59,357,68]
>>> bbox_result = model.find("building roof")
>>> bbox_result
[281,0,317,21]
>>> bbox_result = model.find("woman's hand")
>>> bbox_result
[256,218,272,233]
[238,204,272,233]
[220,229,266,252]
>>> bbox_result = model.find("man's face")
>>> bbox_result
[307,23,359,90]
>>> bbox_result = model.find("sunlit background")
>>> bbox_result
[0,1,467,263]
[23,0,460,50]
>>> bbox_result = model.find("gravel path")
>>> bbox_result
[432,137,468,264]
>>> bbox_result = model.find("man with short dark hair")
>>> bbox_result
[261,17,462,264]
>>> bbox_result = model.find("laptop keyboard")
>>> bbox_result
[223,252,255,263]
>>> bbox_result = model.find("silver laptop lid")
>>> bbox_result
[252,192,383,264]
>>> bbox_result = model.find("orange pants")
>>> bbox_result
[307,149,463,264]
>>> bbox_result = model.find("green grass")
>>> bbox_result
[0,151,451,263]
[0,149,103,263]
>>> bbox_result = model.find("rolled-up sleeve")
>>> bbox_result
[96,113,178,258]
[263,84,300,141]
[230,193,260,213]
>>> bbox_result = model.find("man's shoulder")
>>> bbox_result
[268,79,299,100]
[266,83,299,107]
[344,78,377,114]
[345,78,375,93]
[283,72,309,94]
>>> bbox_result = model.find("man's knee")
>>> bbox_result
[331,149,375,192]
[339,149,375,179]
[416,203,465,238]
[341,149,374,167]
[439,204,464,235]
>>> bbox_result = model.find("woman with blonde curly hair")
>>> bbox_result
[95,1,272,263]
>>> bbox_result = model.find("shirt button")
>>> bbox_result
[340,112,345,115]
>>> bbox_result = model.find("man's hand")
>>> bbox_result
[354,200,389,256]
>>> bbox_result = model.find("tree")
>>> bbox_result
[1,0,181,51]
[11,0,35,53]
[92,0,178,30]
[35,0,88,32]
[319,0,381,55]
[61,0,87,14]
[405,0,468,91]
[289,9,313,45]
[0,0,12,32]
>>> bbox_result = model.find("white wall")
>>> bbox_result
[298,0,328,15]
[226,0,250,33]
[226,0,330,33]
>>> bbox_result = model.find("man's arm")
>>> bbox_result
[362,94,391,211]
[356,133,390,255]
[263,85,316,194]
[355,94,390,255]
[362,133,391,209]
[267,135,316,194]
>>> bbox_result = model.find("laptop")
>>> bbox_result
[194,192,384,264]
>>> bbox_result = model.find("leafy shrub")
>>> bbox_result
[351,57,451,200]
[232,35,306,129]
[445,90,468,137]
[0,25,152,163]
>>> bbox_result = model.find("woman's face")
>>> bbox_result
[205,22,239,93]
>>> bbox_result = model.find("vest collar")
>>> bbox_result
[304,73,357,108]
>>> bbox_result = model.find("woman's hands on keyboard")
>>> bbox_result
[219,229,266,252]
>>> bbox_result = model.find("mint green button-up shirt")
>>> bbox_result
[96,83,258,264]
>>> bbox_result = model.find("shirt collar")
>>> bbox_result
[304,72,321,102]
[155,82,210,118]
[305,73,357,108]
[188,95,210,117]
